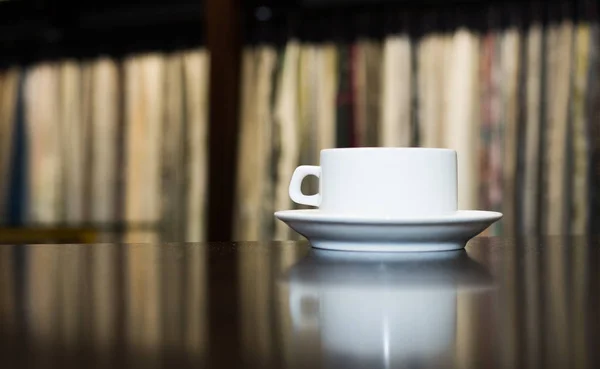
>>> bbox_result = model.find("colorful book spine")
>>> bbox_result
[273,41,301,240]
[383,35,412,147]
[501,27,522,237]
[571,23,591,235]
[335,44,353,148]
[522,23,543,236]
[183,50,210,242]
[544,20,573,235]
[586,22,600,232]
[0,69,19,223]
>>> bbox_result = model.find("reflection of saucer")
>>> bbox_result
[281,249,495,366]
[282,249,495,292]
[274,209,502,252]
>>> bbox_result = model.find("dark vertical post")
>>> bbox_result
[204,0,241,241]
[203,1,243,368]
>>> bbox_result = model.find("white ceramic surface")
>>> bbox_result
[289,148,458,217]
[274,209,502,252]
[283,249,494,364]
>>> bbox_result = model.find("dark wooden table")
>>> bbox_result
[0,237,598,368]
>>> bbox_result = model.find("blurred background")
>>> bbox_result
[0,0,598,243]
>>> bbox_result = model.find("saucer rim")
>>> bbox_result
[274,209,503,225]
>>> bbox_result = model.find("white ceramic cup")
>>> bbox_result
[289,148,458,217]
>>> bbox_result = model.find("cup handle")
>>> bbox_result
[289,165,322,207]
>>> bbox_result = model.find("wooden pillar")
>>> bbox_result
[204,1,243,368]
[204,0,241,241]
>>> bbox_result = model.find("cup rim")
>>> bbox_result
[321,147,455,153]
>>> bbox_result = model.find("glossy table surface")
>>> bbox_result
[0,237,598,368]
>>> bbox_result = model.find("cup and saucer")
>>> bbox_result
[274,147,502,252]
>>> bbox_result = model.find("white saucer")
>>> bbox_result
[274,209,502,252]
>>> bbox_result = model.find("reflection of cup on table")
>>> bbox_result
[283,250,494,367]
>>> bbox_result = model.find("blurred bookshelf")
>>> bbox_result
[0,0,210,243]
[234,0,600,240]
[1,0,599,243]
